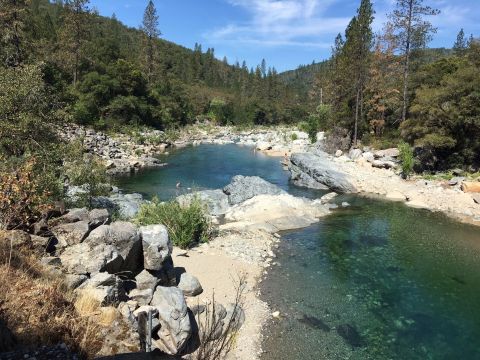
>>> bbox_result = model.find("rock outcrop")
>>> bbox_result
[289,152,357,193]
[223,175,286,205]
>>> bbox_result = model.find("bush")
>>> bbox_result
[305,104,331,143]
[290,132,298,141]
[135,197,212,249]
[398,141,415,178]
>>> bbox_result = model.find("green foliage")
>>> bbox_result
[290,132,298,141]
[398,141,414,178]
[305,105,331,143]
[135,197,212,249]
[63,146,110,209]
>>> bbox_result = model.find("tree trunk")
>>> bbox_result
[354,87,360,146]
[401,0,414,123]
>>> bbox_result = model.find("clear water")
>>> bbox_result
[116,144,480,360]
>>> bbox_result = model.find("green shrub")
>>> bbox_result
[290,133,298,141]
[305,105,331,143]
[135,196,212,249]
[398,141,415,178]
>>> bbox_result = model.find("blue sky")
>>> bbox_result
[89,0,480,72]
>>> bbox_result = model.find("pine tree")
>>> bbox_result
[141,0,160,82]
[453,28,467,55]
[387,0,439,122]
[0,0,29,67]
[60,0,91,86]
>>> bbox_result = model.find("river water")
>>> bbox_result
[117,144,480,360]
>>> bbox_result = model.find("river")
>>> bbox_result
[117,144,480,360]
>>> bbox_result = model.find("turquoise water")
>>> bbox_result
[116,144,480,360]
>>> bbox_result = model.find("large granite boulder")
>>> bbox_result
[59,242,122,275]
[139,225,172,271]
[177,189,229,216]
[289,152,357,193]
[51,220,90,247]
[151,286,192,355]
[223,175,286,205]
[84,221,142,275]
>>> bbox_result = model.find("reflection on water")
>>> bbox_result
[115,144,480,360]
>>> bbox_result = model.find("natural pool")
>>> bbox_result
[117,144,480,360]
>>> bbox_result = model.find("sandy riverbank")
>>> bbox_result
[173,230,279,360]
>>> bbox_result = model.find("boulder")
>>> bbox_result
[223,175,286,205]
[362,151,375,163]
[128,288,153,306]
[372,160,397,169]
[374,148,399,158]
[348,148,363,160]
[320,192,338,204]
[88,208,110,227]
[85,222,142,275]
[223,303,245,334]
[51,220,90,247]
[135,269,160,291]
[193,302,227,340]
[59,242,122,275]
[139,225,172,271]
[289,152,357,193]
[59,208,89,223]
[177,190,229,216]
[335,150,343,157]
[77,272,126,305]
[289,169,329,190]
[177,273,203,297]
[151,286,192,355]
[462,182,480,193]
[94,193,145,219]
[64,274,88,290]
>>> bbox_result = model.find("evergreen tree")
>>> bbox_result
[141,0,160,82]
[387,0,439,122]
[0,0,29,67]
[453,29,467,55]
[60,0,91,86]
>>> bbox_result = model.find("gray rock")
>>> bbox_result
[223,175,286,205]
[110,193,145,219]
[139,225,172,271]
[289,152,357,193]
[41,256,61,267]
[0,230,31,247]
[77,272,125,305]
[64,274,88,290]
[374,148,399,158]
[341,202,350,208]
[60,208,89,223]
[472,193,480,204]
[177,189,230,216]
[372,160,397,169]
[88,208,110,227]
[85,221,142,275]
[177,272,203,297]
[52,220,90,247]
[194,302,227,340]
[151,286,192,355]
[448,177,465,186]
[362,151,375,163]
[335,150,343,157]
[59,242,122,275]
[348,148,362,160]
[128,288,153,305]
[290,169,329,190]
[135,269,160,291]
[223,303,246,334]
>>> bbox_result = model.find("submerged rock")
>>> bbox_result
[298,315,331,332]
[336,323,363,348]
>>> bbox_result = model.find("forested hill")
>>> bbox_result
[2,0,305,130]
[278,61,330,101]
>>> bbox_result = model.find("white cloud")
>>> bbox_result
[205,0,350,48]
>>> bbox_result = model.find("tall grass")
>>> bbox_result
[135,196,213,249]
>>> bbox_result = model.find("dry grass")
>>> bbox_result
[0,239,104,359]
[74,289,102,317]
[98,307,119,327]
